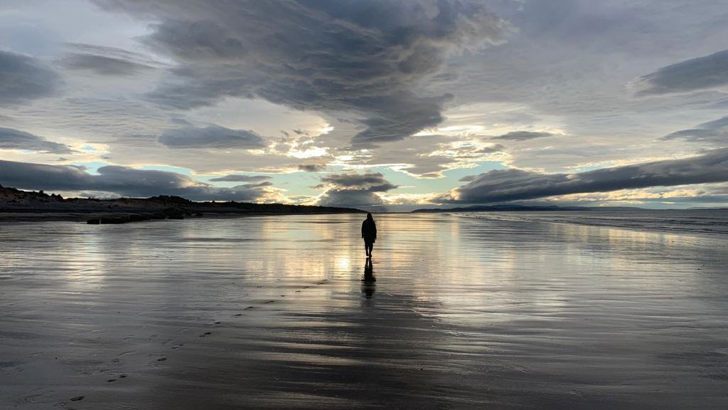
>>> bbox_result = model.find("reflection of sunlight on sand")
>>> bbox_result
[336,256,351,272]
[58,224,108,291]
[407,214,718,331]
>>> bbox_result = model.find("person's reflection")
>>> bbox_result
[362,257,376,299]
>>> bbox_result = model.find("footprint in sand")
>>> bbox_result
[199,331,212,337]
[70,396,84,402]
[264,300,275,304]
[233,313,243,317]
[244,306,255,310]
[157,357,167,362]
[107,378,116,383]
[214,321,221,325]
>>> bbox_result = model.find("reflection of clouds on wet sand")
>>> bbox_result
[1,214,727,408]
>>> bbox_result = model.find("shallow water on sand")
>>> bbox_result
[1,213,728,409]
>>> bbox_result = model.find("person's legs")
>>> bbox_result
[366,241,373,256]
[364,241,370,256]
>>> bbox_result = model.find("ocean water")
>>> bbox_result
[1,212,727,409]
[457,209,728,236]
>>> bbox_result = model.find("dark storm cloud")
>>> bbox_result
[317,172,397,206]
[0,50,59,106]
[491,131,553,141]
[61,53,153,76]
[158,125,267,149]
[662,115,728,144]
[209,174,271,182]
[637,49,728,96]
[93,0,509,146]
[0,159,268,201]
[0,127,72,153]
[448,149,728,204]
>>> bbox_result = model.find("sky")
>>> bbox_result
[1,0,727,210]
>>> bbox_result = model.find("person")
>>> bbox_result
[361,212,377,257]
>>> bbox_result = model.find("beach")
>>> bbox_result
[1,212,728,409]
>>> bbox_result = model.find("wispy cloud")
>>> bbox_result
[636,49,728,96]
[0,127,72,154]
[158,125,267,149]
[209,174,271,183]
[490,131,554,141]
[662,115,728,144]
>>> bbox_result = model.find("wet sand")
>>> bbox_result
[1,213,728,409]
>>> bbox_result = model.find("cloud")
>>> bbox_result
[0,159,269,201]
[94,0,510,146]
[209,174,271,182]
[0,127,72,153]
[0,50,59,106]
[144,19,246,61]
[355,132,505,178]
[158,125,267,149]
[447,149,728,204]
[61,53,153,76]
[491,131,554,141]
[317,189,385,208]
[636,49,728,96]
[317,172,397,207]
[432,141,504,158]
[662,115,728,144]
[320,173,397,192]
[298,164,326,172]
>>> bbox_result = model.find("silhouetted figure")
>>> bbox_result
[361,213,377,257]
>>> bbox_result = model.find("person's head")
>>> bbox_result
[366,212,373,220]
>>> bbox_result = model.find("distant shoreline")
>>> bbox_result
[0,209,364,223]
[0,185,364,224]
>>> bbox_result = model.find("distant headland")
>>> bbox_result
[0,185,364,224]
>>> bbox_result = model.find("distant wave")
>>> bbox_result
[454,210,728,236]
